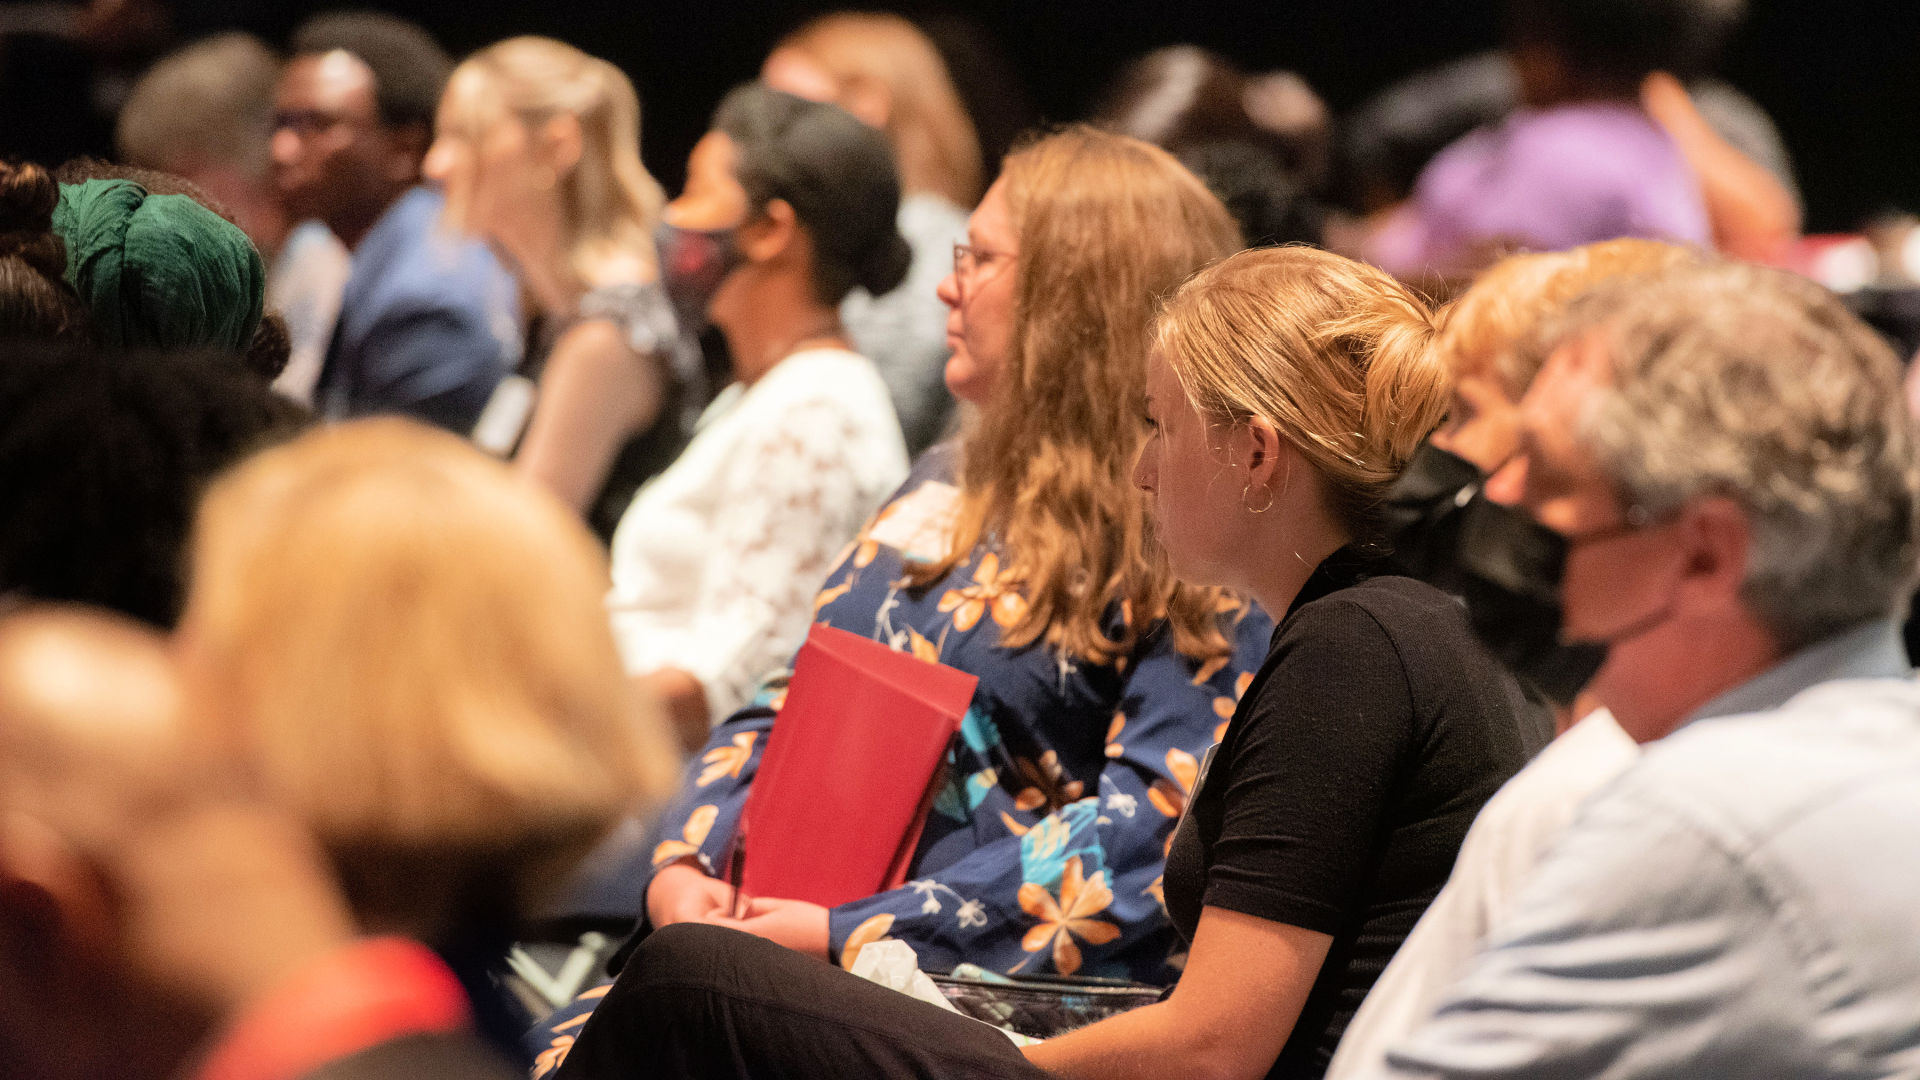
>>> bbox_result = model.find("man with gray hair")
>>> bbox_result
[1363,260,1920,1078]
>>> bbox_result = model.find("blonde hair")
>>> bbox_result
[1156,246,1448,545]
[777,13,983,207]
[181,419,678,935]
[445,36,666,287]
[1435,238,1702,397]
[910,127,1243,664]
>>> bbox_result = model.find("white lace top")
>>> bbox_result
[606,347,909,725]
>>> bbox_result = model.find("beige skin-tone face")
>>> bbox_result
[271,51,420,243]
[1485,332,1767,739]
[1134,348,1248,587]
[423,76,536,250]
[934,177,1018,404]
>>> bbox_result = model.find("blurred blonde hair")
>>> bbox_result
[1156,247,1448,545]
[777,12,983,207]
[444,36,666,286]
[181,419,678,935]
[909,127,1243,664]
[1435,238,1702,397]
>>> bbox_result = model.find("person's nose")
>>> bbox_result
[1484,454,1528,506]
[270,128,303,170]
[936,266,961,311]
[1132,441,1157,494]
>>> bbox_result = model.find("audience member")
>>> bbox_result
[0,342,305,627]
[0,161,91,343]
[175,418,681,1064]
[606,84,910,744]
[115,32,287,255]
[428,36,703,542]
[1330,238,1700,1079]
[1091,45,1327,248]
[1365,260,1920,1078]
[275,12,519,432]
[109,27,352,402]
[551,245,1530,1080]
[0,607,521,1080]
[529,126,1263,1073]
[52,172,265,354]
[1365,0,1713,281]
[762,11,980,455]
[50,157,293,380]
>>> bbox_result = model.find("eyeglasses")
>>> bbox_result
[952,242,1015,279]
[272,109,369,139]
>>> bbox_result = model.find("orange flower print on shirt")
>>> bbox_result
[813,581,853,617]
[839,912,897,970]
[651,804,719,866]
[1148,747,1200,819]
[1017,855,1121,976]
[697,732,757,787]
[1013,750,1085,811]
[938,552,1029,633]
[906,626,941,664]
[1212,670,1255,741]
[1104,712,1127,759]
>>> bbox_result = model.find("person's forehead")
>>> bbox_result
[281,50,378,116]
[969,179,1015,247]
[1520,332,1612,433]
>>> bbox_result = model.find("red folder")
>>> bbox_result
[738,624,978,909]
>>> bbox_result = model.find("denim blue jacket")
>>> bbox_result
[1374,618,1920,1079]
[317,187,520,433]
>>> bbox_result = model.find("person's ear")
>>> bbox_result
[739,198,799,264]
[540,113,584,180]
[1239,415,1286,495]
[1673,497,1752,615]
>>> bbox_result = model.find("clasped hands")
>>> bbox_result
[646,861,831,961]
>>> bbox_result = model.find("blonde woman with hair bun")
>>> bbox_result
[426,36,703,542]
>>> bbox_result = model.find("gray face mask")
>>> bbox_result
[655,221,745,333]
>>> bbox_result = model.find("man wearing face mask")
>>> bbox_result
[1354,260,1920,1079]
[1329,240,1701,1080]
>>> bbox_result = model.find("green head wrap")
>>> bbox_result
[50,179,266,353]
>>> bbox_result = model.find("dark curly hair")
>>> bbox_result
[0,344,310,627]
[291,11,453,134]
[0,161,89,344]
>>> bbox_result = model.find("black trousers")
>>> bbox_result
[552,923,1050,1080]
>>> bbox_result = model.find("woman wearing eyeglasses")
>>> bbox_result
[531,126,1274,1074]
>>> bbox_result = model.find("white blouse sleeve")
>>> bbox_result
[664,394,903,723]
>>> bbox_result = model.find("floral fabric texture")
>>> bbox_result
[650,446,1272,982]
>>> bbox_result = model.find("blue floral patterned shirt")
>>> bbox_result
[649,445,1274,983]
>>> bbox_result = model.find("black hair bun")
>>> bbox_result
[0,162,66,282]
[859,230,913,297]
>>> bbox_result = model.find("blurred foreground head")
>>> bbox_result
[178,419,680,946]
[0,607,354,1080]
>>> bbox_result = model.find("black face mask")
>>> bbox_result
[1383,442,1608,706]
[657,221,745,334]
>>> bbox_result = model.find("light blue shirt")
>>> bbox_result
[1375,618,1920,1079]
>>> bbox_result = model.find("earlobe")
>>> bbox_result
[1242,417,1285,489]
[1683,498,1753,597]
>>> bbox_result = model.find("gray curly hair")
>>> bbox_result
[1547,260,1920,651]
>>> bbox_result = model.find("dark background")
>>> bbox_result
[33,0,1920,231]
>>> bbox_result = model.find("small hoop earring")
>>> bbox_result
[1242,482,1274,514]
